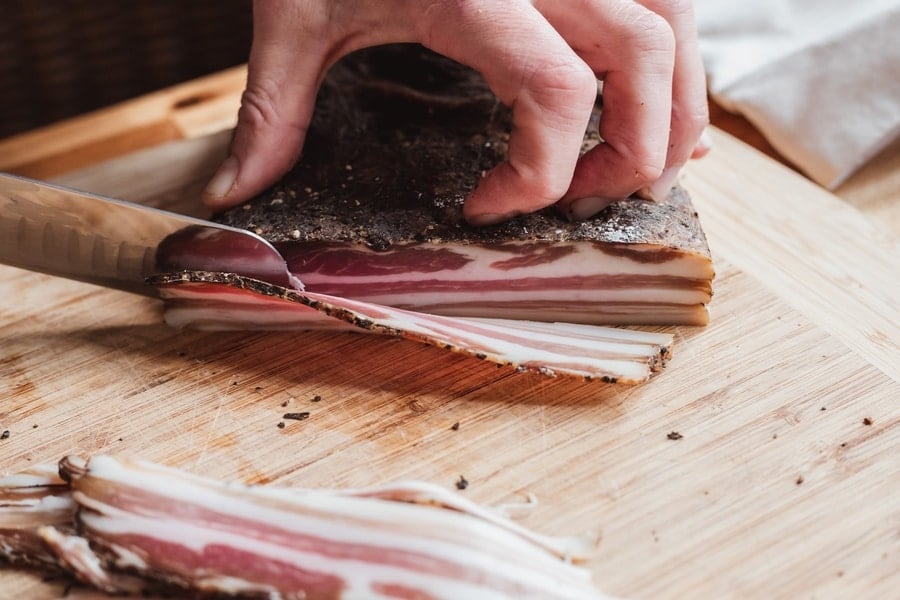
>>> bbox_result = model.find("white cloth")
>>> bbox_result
[694,0,900,188]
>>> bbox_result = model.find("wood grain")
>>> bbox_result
[0,129,897,599]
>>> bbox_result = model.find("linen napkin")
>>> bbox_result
[694,0,900,188]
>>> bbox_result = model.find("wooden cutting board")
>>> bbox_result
[1,127,898,599]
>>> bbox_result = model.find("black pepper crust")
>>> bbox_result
[214,44,710,258]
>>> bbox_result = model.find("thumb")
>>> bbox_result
[203,1,328,210]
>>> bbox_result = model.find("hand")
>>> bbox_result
[202,0,710,224]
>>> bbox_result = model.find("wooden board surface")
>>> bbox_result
[1,128,898,599]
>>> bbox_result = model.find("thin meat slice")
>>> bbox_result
[215,44,714,326]
[0,457,610,597]
[154,271,673,383]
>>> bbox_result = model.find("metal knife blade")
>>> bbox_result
[0,172,297,297]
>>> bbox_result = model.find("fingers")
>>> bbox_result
[414,1,598,225]
[635,0,709,200]
[534,0,675,219]
[203,0,330,210]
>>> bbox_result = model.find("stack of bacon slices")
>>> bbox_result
[0,455,611,599]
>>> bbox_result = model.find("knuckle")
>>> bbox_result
[620,5,676,55]
[526,56,597,116]
[238,85,280,131]
[238,83,307,136]
[515,163,571,202]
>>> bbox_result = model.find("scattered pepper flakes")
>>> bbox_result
[277,422,285,429]
[795,475,804,485]
[667,431,683,440]
[0,430,9,440]
[863,417,873,426]
[284,412,310,421]
[455,475,469,490]
[451,422,460,431]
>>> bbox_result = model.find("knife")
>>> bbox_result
[0,172,297,297]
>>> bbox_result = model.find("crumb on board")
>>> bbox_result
[451,422,460,431]
[311,395,322,402]
[667,431,683,440]
[284,412,310,421]
[862,417,873,426]
[1,430,9,440]
[277,422,285,429]
[455,475,469,490]
[796,475,804,485]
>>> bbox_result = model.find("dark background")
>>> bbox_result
[0,0,253,138]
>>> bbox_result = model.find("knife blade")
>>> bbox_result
[0,172,298,297]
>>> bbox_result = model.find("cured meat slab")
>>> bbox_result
[215,45,714,326]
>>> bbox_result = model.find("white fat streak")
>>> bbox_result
[444,319,664,358]
[9,494,74,513]
[158,283,703,313]
[80,457,598,594]
[163,306,352,331]
[190,574,280,597]
[298,242,709,284]
[0,464,65,488]
[79,510,601,600]
[346,286,708,308]
[326,480,598,561]
[0,494,75,530]
[471,319,672,346]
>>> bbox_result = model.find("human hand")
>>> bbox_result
[202,0,710,224]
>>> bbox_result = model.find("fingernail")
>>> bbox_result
[203,155,239,204]
[568,196,615,221]
[645,165,682,201]
[693,129,713,158]
[699,129,712,151]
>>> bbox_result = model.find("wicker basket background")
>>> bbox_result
[0,0,252,138]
